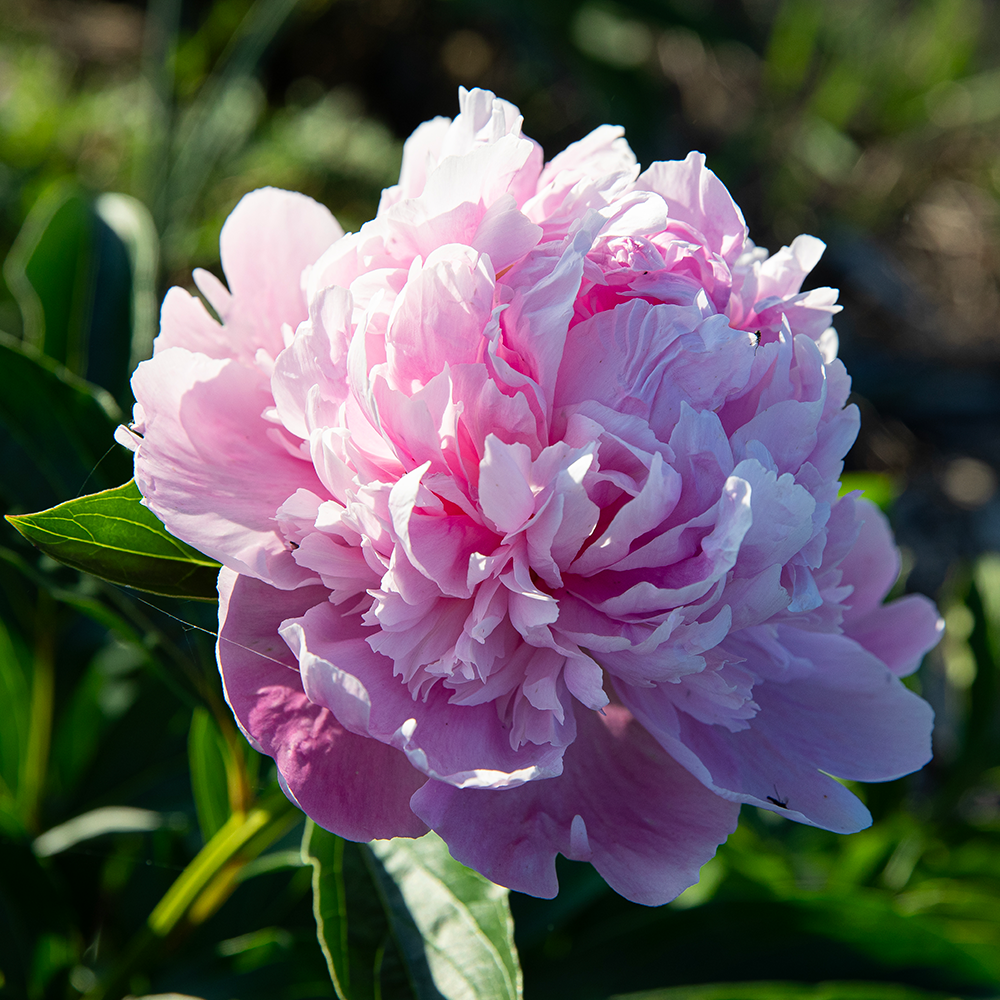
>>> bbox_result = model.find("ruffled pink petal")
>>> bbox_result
[129,87,939,903]
[410,703,740,905]
[500,218,606,406]
[635,152,748,264]
[280,599,568,787]
[622,628,934,833]
[218,569,428,840]
[384,245,495,389]
[131,348,322,588]
[271,285,353,440]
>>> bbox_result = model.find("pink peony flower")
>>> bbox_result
[119,88,942,905]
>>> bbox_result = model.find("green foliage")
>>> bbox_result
[7,481,222,601]
[0,333,131,514]
[2,183,157,406]
[370,833,522,1000]
[305,821,426,1000]
[612,984,963,999]
[304,822,522,1000]
[188,707,232,843]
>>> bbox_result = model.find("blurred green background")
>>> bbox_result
[3,0,1000,997]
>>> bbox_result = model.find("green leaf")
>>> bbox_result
[0,617,30,813]
[838,471,897,512]
[370,832,522,1000]
[6,480,220,600]
[2,183,154,403]
[94,193,160,403]
[3,182,94,373]
[188,707,231,843]
[303,823,522,1000]
[611,983,963,1000]
[303,821,428,1000]
[0,333,132,514]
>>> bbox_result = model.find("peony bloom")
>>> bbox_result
[119,88,941,905]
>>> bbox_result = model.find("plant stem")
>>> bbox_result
[83,785,299,1000]
[19,591,54,832]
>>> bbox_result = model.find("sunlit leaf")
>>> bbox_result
[3,183,93,373]
[2,183,152,403]
[6,480,220,600]
[88,191,160,404]
[33,806,165,858]
[303,821,428,1000]
[304,823,522,1000]
[838,471,898,512]
[370,832,522,1000]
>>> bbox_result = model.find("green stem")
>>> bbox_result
[148,786,294,935]
[83,786,299,1000]
[19,591,54,832]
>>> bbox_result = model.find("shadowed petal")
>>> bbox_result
[218,569,428,840]
[411,703,740,905]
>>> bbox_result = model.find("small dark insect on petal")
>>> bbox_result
[766,786,789,809]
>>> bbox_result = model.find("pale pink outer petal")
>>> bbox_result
[220,188,342,349]
[845,595,944,678]
[535,124,636,189]
[754,234,826,300]
[838,498,904,618]
[218,569,429,840]
[156,188,343,364]
[131,347,322,588]
[154,286,234,360]
[381,116,452,207]
[410,704,740,905]
[838,499,944,675]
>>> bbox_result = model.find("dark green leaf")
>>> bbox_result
[3,183,94,374]
[0,333,132,514]
[2,183,151,403]
[0,616,30,814]
[93,193,160,406]
[0,833,77,999]
[189,707,231,843]
[611,983,962,1000]
[6,480,220,600]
